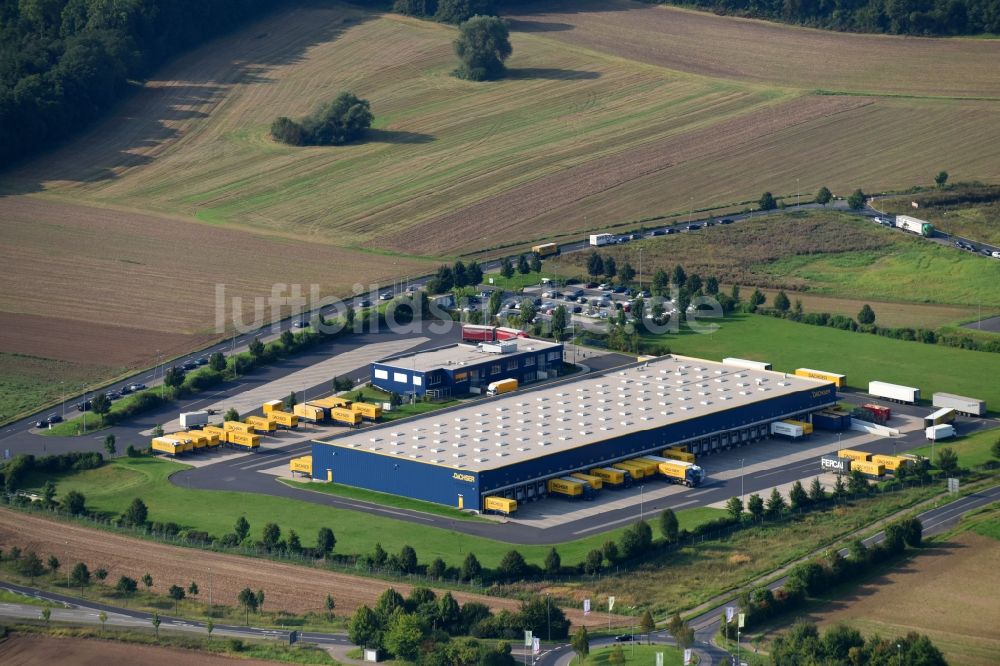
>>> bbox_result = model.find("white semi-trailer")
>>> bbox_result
[932,392,985,417]
[869,381,920,404]
[722,357,773,371]
[894,215,934,237]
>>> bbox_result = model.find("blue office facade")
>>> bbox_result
[370,344,564,398]
[312,382,836,512]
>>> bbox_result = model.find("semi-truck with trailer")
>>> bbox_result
[483,496,518,515]
[894,215,935,237]
[861,404,891,423]
[494,327,527,341]
[487,378,519,397]
[821,455,852,474]
[589,467,630,488]
[462,325,497,342]
[925,424,956,440]
[923,408,956,428]
[722,357,773,371]
[649,457,705,487]
[932,392,985,417]
[869,381,920,404]
[531,243,559,258]
[179,411,209,428]
[771,421,804,439]
[794,368,846,389]
[589,233,614,247]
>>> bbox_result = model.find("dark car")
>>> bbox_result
[615,635,634,642]
[293,320,307,328]
[76,400,92,412]
[105,390,121,400]
[586,282,599,289]
[196,356,208,366]
[47,414,62,424]
[613,286,627,294]
[650,229,665,236]
[704,220,716,227]
[119,385,132,395]
[687,223,701,231]
[664,227,678,235]
[571,305,583,313]
[182,360,198,371]
[358,298,372,308]
[629,233,641,240]
[721,218,734,224]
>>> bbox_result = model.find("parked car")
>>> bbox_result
[598,283,611,290]
[613,286,627,294]
[293,320,307,328]
[119,385,132,395]
[629,233,641,240]
[47,414,62,424]
[704,220,716,227]
[571,305,583,313]
[992,251,1000,259]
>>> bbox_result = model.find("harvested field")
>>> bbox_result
[0,354,117,425]
[809,531,1000,666]
[0,508,604,627]
[506,0,1000,97]
[0,635,282,666]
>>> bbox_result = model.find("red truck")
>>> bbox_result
[862,403,891,423]
[461,325,497,342]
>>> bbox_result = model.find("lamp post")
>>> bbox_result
[639,485,645,522]
[739,458,745,503]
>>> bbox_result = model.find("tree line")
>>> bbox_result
[0,0,297,167]
[659,0,1000,35]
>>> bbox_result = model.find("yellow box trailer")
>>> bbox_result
[289,455,312,477]
[223,421,255,435]
[784,419,814,435]
[871,454,911,472]
[547,478,584,497]
[570,472,603,490]
[244,416,277,433]
[850,460,885,477]
[169,431,206,450]
[351,402,382,420]
[270,411,299,428]
[838,449,872,463]
[589,467,627,487]
[151,437,187,456]
[203,425,226,438]
[484,496,518,515]
[330,407,362,427]
[226,431,260,450]
[662,448,696,463]
[612,461,646,479]
[293,404,325,422]
[310,396,352,409]
[262,399,284,414]
[794,368,846,389]
[629,458,662,476]
[190,430,220,447]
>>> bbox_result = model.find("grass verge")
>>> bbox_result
[905,427,1000,468]
[583,643,687,665]
[279,479,489,522]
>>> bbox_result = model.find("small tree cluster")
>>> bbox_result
[271,93,373,146]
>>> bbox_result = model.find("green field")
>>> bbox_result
[645,313,1000,410]
[905,427,1000,468]
[280,479,488,522]
[582,644,685,665]
[0,353,118,427]
[23,457,724,569]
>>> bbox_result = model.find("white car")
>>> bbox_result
[992,251,1000,259]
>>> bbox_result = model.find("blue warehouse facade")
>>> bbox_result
[312,361,837,512]
[370,340,564,398]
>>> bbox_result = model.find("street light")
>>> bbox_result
[739,458,745,502]
[639,485,645,522]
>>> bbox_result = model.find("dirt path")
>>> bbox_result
[0,509,601,626]
[0,634,283,666]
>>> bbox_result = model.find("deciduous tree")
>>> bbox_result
[453,15,512,82]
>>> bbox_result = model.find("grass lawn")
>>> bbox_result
[0,353,119,428]
[644,313,1000,412]
[280,479,489,522]
[351,386,461,422]
[22,457,724,569]
[582,644,686,665]
[905,427,1000,468]
[0,589,56,607]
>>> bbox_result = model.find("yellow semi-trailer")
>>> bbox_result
[351,402,382,420]
[270,411,299,428]
[170,432,207,451]
[547,478,585,498]
[330,407,362,427]
[629,458,662,476]
[190,430,221,448]
[570,472,604,490]
[203,425,227,440]
[484,496,518,515]
[223,421,255,435]
[850,460,885,478]
[289,455,312,477]
[871,454,911,472]
[151,437,187,456]
[838,449,872,463]
[589,467,629,488]
[293,404,325,422]
[531,242,559,258]
[662,448,696,463]
[784,419,814,435]
[310,396,352,409]
[612,461,646,479]
[245,416,277,433]
[226,431,260,451]
[794,368,846,389]
[262,399,284,414]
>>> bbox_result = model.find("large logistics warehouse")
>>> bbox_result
[371,339,563,398]
[312,355,838,511]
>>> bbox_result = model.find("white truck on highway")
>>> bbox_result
[589,233,614,247]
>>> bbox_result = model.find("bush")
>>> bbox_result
[453,15,512,82]
[271,93,373,146]
[435,0,497,24]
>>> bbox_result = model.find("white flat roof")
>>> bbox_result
[375,339,562,374]
[321,354,834,472]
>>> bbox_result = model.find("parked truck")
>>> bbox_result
[151,436,189,456]
[589,233,614,247]
[794,368,846,389]
[932,392,985,417]
[547,477,591,499]
[838,449,872,463]
[771,421,804,439]
[483,496,518,515]
[649,457,705,487]
[925,424,956,440]
[589,467,630,488]
[851,460,886,478]
[894,215,935,237]
[869,381,920,404]
[923,408,956,428]
[784,419,813,435]
[861,403,891,423]
[812,409,850,431]
[627,458,661,477]
[487,378,518,397]
[462,325,497,342]
[570,472,604,491]
[179,411,209,428]
[612,461,646,480]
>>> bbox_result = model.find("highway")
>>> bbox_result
[2,484,994,666]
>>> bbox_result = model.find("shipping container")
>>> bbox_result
[589,233,614,247]
[226,431,260,450]
[851,460,886,478]
[894,215,935,237]
[179,411,209,428]
[820,455,852,474]
[487,378,519,397]
[932,392,986,417]
[722,357,773,371]
[462,325,497,342]
[923,408,956,428]
[351,402,382,420]
[330,407,362,427]
[223,421,255,435]
[784,419,814,435]
[771,421,804,438]
[838,449,872,463]
[245,416,277,433]
[484,496,518,515]
[570,472,604,490]
[270,411,299,428]
[262,399,284,414]
[547,478,584,497]
[812,410,849,431]
[661,448,696,463]
[794,368,846,389]
[871,454,911,472]
[925,424,956,440]
[861,403,892,422]
[589,467,629,487]
[289,455,312,476]
[869,381,920,404]
[293,404,325,422]
[531,242,559,258]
